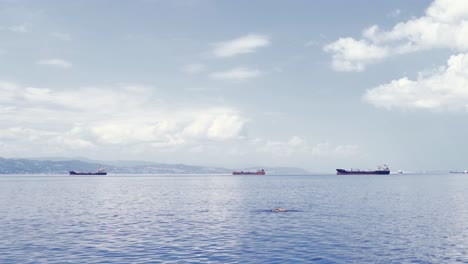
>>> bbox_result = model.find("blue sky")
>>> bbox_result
[2,0,468,172]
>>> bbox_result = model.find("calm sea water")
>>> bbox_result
[1,173,468,263]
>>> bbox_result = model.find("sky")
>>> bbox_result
[2,0,468,172]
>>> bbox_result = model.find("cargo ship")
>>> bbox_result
[69,166,107,175]
[232,169,265,175]
[449,170,468,174]
[336,165,390,175]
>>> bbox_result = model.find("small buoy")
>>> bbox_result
[272,207,287,212]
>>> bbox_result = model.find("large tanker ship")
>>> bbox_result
[336,165,390,175]
[69,166,107,175]
[232,169,265,175]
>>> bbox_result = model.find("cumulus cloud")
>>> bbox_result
[213,34,270,57]
[0,81,248,157]
[324,38,390,72]
[325,0,468,71]
[364,53,468,111]
[0,81,358,165]
[0,127,96,157]
[37,59,72,68]
[209,67,261,80]
[183,112,245,140]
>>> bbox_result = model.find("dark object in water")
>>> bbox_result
[336,165,390,175]
[272,207,287,212]
[69,166,107,175]
[233,169,265,175]
[450,170,468,174]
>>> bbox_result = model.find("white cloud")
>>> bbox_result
[213,34,270,57]
[0,127,95,151]
[324,38,390,72]
[325,0,468,71]
[183,111,246,140]
[426,0,468,23]
[0,82,248,156]
[37,59,72,69]
[364,53,468,111]
[0,80,363,168]
[209,67,261,80]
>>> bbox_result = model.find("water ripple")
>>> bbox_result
[1,174,468,263]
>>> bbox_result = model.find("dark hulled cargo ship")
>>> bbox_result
[232,169,265,175]
[336,165,390,175]
[69,166,107,175]
[449,170,468,174]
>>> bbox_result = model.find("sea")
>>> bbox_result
[1,173,468,263]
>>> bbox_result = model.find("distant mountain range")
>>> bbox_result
[0,157,310,175]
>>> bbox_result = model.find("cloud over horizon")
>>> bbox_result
[2,0,428,170]
[0,80,355,166]
[0,81,248,156]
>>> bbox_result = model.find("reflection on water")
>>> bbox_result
[1,174,468,263]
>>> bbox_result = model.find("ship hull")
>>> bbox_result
[232,171,265,175]
[69,171,107,175]
[336,169,390,175]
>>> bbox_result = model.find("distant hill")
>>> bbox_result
[0,157,309,175]
[0,158,105,174]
